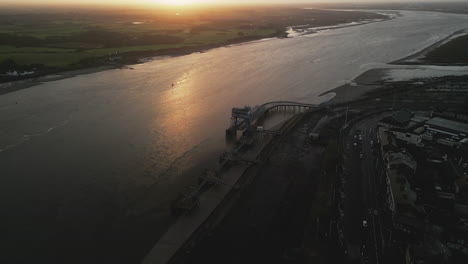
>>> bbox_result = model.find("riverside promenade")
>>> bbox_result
[142,163,250,264]
[143,112,305,264]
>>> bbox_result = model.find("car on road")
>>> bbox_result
[360,153,364,159]
[340,190,346,200]
[341,176,347,186]
[362,220,367,227]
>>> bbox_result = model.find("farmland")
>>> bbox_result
[0,6,386,81]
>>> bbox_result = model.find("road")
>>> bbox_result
[176,112,327,264]
[342,112,388,264]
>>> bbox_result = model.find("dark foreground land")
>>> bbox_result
[0,6,385,82]
[170,71,468,264]
[174,109,341,264]
[424,34,468,63]
[391,29,468,65]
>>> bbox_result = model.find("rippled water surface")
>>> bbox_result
[1,10,468,263]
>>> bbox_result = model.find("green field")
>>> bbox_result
[0,21,278,68]
[0,7,386,79]
[0,29,274,68]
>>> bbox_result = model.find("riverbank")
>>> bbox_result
[0,65,115,95]
[171,109,343,264]
[142,109,311,264]
[168,71,468,264]
[321,65,468,108]
[158,32,468,261]
[287,11,398,37]
[0,36,279,95]
[0,35,282,93]
[0,7,387,86]
[0,8,390,94]
[144,17,468,264]
[3,9,468,264]
[391,28,468,65]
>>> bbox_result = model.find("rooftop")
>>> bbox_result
[381,109,414,126]
[387,152,417,172]
[378,127,398,152]
[388,168,418,215]
[426,117,468,134]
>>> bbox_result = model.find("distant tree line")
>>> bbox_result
[0,58,44,71]
[0,59,18,72]
[0,34,43,47]
[0,29,184,48]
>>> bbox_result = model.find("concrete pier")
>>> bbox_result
[142,164,250,264]
[143,101,320,264]
[226,101,320,139]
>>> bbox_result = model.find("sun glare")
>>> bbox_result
[148,0,209,6]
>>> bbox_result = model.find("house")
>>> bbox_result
[380,109,414,128]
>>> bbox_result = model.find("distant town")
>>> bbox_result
[155,40,468,263]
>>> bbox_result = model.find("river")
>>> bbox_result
[1,10,468,264]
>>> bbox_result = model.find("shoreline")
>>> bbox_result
[287,13,396,37]
[2,9,468,264]
[142,111,308,264]
[141,59,468,264]
[390,28,468,65]
[319,68,389,105]
[158,63,468,264]
[0,65,115,95]
[0,10,464,98]
[2,10,458,100]
[0,10,394,96]
[0,33,286,92]
[320,65,468,108]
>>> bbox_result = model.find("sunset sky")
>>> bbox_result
[2,0,461,7]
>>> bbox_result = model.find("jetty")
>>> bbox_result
[143,101,321,264]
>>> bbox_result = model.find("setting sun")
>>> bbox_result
[159,0,190,5]
[147,0,211,5]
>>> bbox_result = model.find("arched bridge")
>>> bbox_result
[260,101,322,114]
[226,101,324,136]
